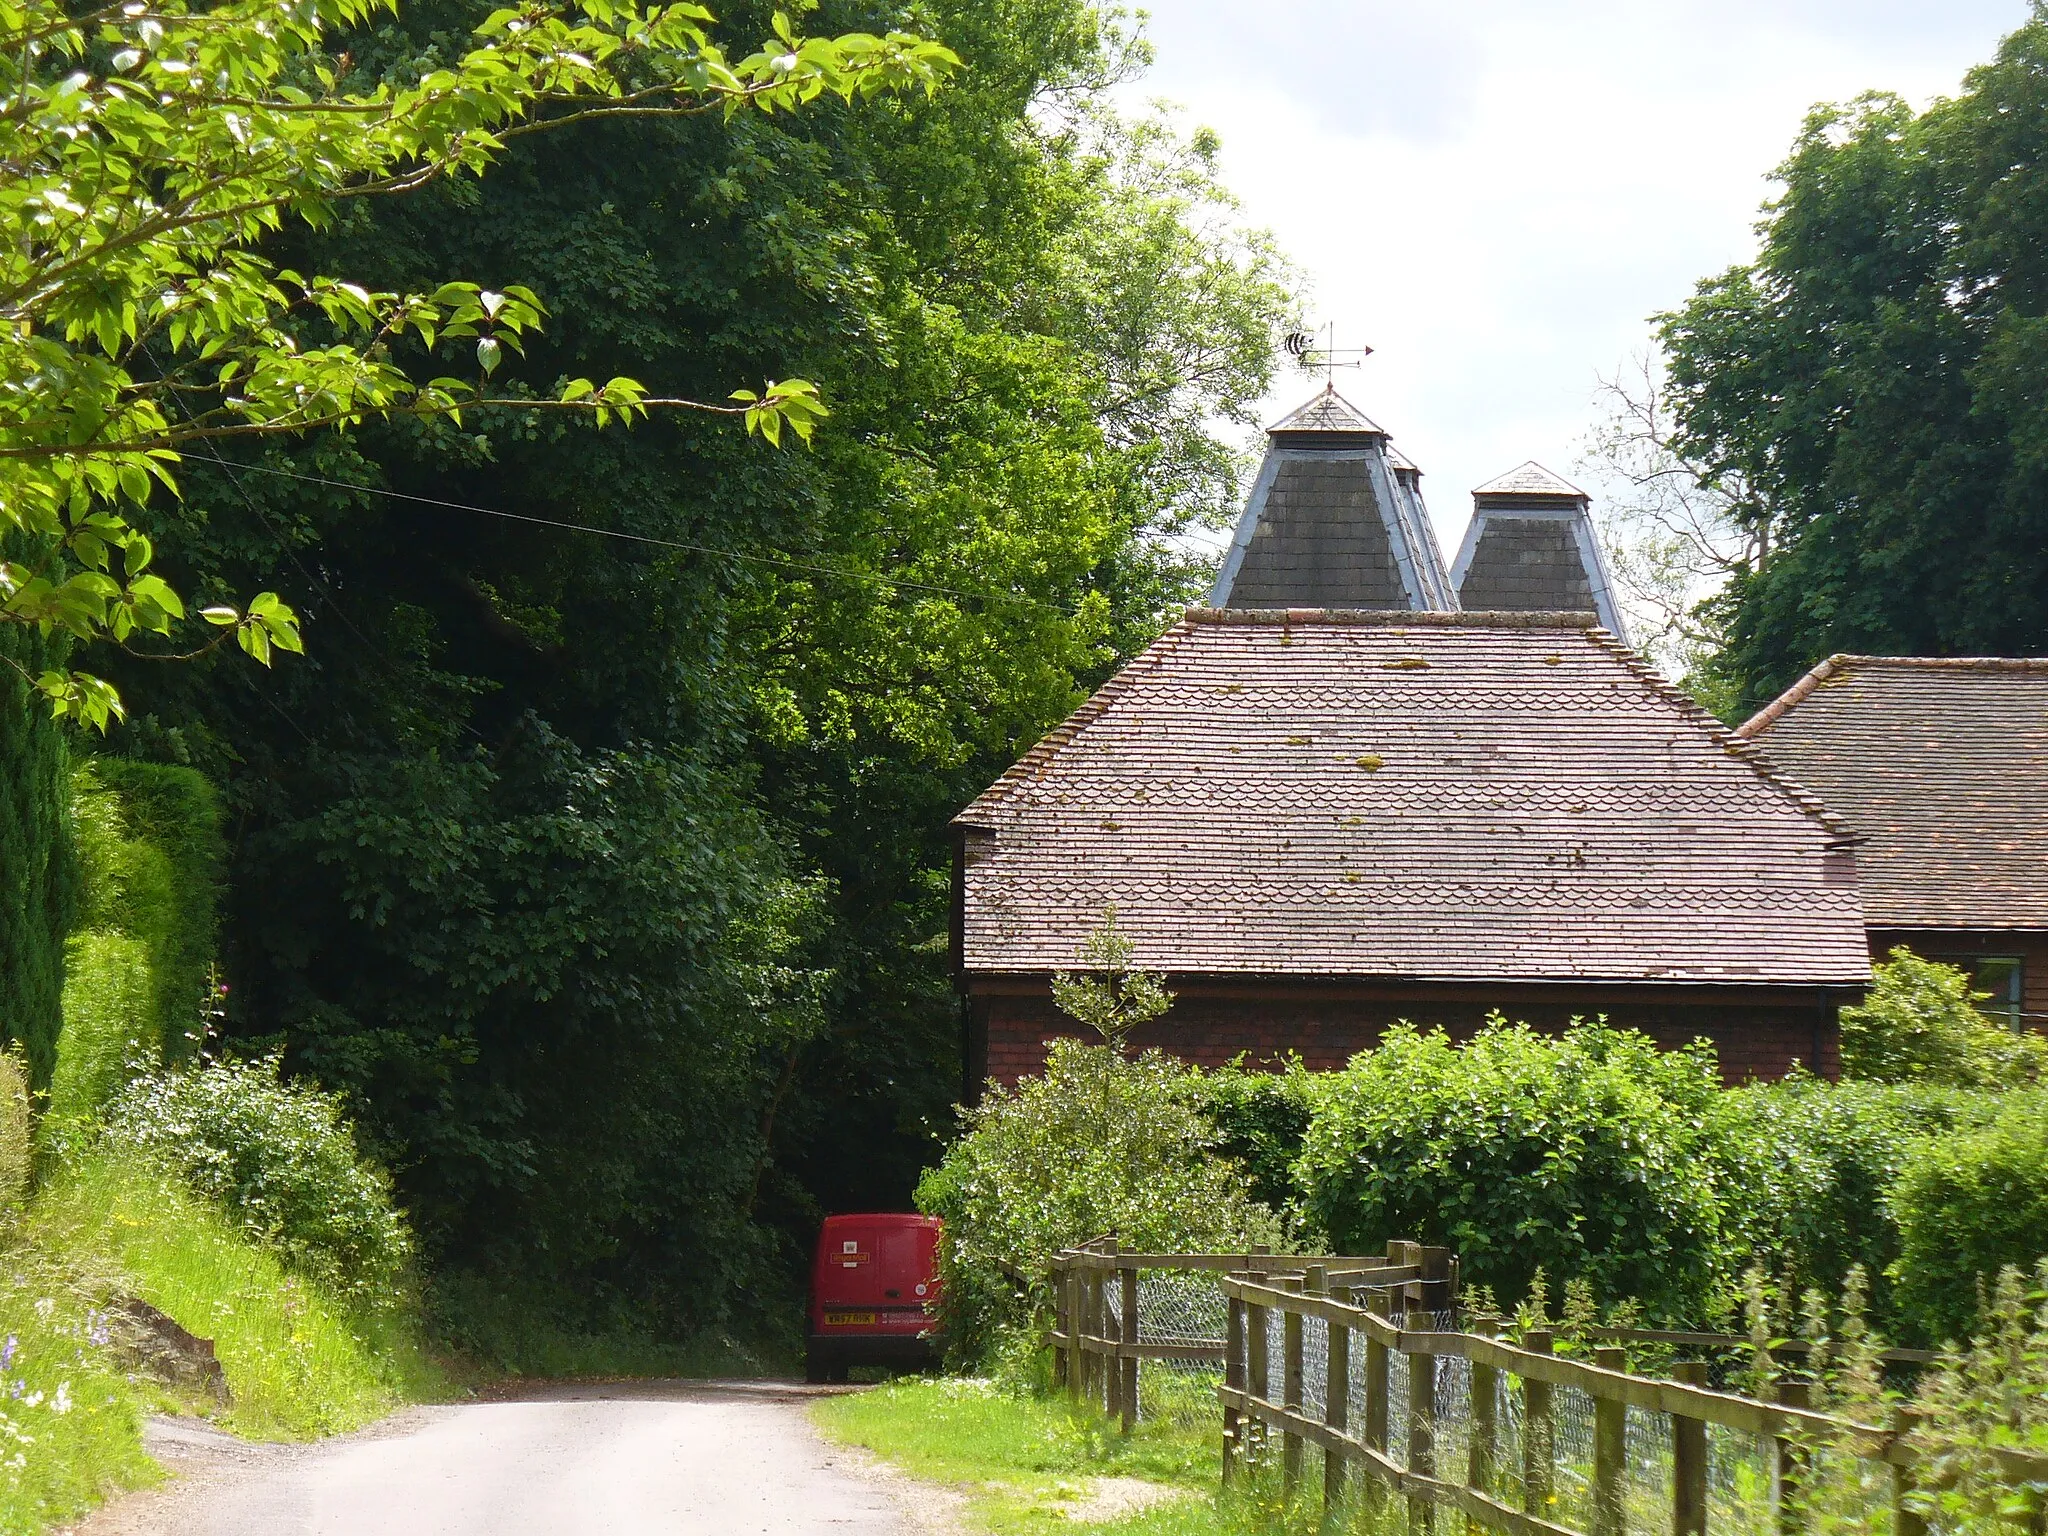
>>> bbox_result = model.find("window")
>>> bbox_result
[1967,957,2025,1031]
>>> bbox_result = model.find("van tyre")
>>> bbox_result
[805,1347,834,1385]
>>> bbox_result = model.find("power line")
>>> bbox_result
[226,459,1076,615]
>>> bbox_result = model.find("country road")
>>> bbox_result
[70,1381,957,1536]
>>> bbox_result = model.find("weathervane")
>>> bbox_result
[1283,324,1373,389]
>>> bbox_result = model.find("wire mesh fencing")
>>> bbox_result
[1049,1243,1449,1441]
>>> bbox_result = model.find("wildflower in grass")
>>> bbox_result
[0,1335,14,1370]
[51,1383,70,1414]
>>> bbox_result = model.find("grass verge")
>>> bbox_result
[812,1376,1362,1535]
[0,1153,450,1533]
[30,1155,444,1438]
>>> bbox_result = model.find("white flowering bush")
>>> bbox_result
[102,1057,412,1306]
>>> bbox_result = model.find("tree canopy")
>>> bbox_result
[1659,7,2048,716]
[0,0,954,725]
[83,0,1297,1334]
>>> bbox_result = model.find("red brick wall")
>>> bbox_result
[1868,929,2048,1033]
[970,982,1841,1090]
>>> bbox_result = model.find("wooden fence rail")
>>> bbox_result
[1217,1271,2048,1536]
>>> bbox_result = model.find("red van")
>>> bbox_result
[806,1213,941,1383]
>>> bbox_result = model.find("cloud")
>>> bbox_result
[1124,0,2030,550]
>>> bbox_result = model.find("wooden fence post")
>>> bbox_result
[1774,1380,1810,1536]
[1062,1262,1078,1402]
[1283,1275,1306,1496]
[1672,1361,1708,1536]
[1120,1260,1139,1434]
[1051,1257,1069,1390]
[1890,1408,1926,1536]
[1407,1306,1438,1536]
[1224,1292,1246,1486]
[1364,1290,1391,1493]
[1247,1274,1271,1443]
[1469,1317,1499,1502]
[1325,1284,1352,1520]
[1086,1264,1104,1408]
[1593,1346,1627,1536]
[1521,1329,1555,1519]
[1103,1241,1121,1423]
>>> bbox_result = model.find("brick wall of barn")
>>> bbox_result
[967,982,1843,1092]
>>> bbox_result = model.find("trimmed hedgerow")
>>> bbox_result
[1295,1019,1730,1321]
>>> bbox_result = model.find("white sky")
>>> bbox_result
[1122,0,2032,553]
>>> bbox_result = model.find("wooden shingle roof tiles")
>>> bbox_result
[956,610,1868,985]
[1738,655,2048,930]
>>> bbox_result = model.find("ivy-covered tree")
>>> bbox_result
[0,626,75,1085]
[1659,10,2048,716]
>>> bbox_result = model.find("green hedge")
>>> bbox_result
[1710,1076,1999,1341]
[1182,1059,1324,1222]
[1294,1020,1730,1320]
[48,932,156,1129]
[69,759,221,1061]
[1889,1091,2048,1345]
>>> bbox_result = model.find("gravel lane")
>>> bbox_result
[69,1381,950,1536]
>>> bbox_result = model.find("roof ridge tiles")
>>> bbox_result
[1738,653,2048,740]
[1188,607,1599,628]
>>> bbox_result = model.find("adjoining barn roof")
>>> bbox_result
[1738,655,2048,931]
[1208,387,1456,612]
[956,610,1867,985]
[1451,461,1626,638]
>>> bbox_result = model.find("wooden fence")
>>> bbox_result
[1048,1238,1456,1433]
[1217,1268,2048,1536]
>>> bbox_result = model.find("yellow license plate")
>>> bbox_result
[825,1312,877,1326]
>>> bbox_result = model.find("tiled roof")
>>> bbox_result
[1473,461,1588,500]
[1738,656,2048,930]
[956,610,1867,984]
[1268,387,1385,436]
[1209,390,1456,611]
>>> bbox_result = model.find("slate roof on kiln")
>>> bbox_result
[1208,387,1456,611]
[955,610,1868,984]
[1738,655,2048,930]
[1452,462,1626,637]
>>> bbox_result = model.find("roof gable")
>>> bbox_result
[1738,655,2048,930]
[958,611,1866,985]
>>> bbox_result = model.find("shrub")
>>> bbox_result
[46,932,154,1133]
[1181,1059,1324,1225]
[1889,1091,2048,1346]
[1295,1019,1730,1321]
[0,1049,27,1208]
[1710,1075,2000,1340]
[102,1056,412,1305]
[1841,948,2048,1089]
[915,1038,1286,1367]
